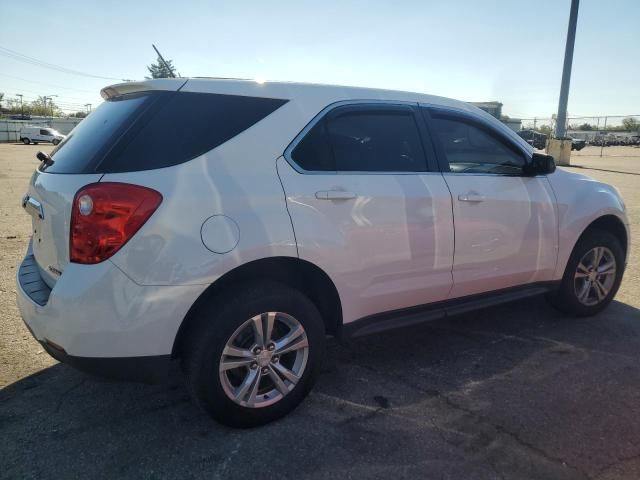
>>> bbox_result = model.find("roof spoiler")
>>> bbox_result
[100,78,189,100]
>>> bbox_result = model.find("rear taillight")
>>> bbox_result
[70,182,162,264]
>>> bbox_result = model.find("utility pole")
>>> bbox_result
[44,95,58,124]
[152,44,176,78]
[555,0,580,139]
[43,96,51,122]
[600,116,607,158]
[16,94,24,118]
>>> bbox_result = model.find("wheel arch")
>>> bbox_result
[171,256,343,358]
[579,214,628,258]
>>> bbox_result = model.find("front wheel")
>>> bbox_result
[547,230,625,316]
[183,281,325,428]
[52,139,60,145]
[22,138,30,145]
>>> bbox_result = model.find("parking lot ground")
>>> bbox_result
[571,145,640,175]
[1,143,639,479]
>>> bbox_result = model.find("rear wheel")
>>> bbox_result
[548,230,625,316]
[183,281,325,428]
[22,138,30,145]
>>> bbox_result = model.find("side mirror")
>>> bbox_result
[526,152,556,176]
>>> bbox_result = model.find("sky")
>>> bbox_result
[1,0,638,119]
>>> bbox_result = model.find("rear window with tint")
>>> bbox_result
[44,91,287,174]
[45,93,152,173]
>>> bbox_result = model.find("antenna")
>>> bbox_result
[152,44,176,78]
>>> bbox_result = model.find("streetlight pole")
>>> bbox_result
[16,94,24,118]
[84,103,92,114]
[43,96,50,122]
[44,95,58,124]
[555,0,580,139]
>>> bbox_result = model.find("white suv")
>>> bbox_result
[17,78,630,427]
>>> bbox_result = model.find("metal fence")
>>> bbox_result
[0,118,82,143]
[517,115,640,158]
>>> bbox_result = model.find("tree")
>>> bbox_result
[536,124,553,136]
[577,123,595,131]
[29,96,62,117]
[4,97,32,115]
[0,92,4,110]
[146,55,176,79]
[622,117,640,132]
[71,111,88,118]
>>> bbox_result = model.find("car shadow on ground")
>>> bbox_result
[2,296,640,479]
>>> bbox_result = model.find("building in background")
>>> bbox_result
[470,101,503,118]
[470,101,522,132]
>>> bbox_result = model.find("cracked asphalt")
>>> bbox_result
[1,144,640,479]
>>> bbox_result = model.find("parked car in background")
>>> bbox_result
[569,137,586,151]
[517,129,547,149]
[19,126,65,145]
[16,78,630,428]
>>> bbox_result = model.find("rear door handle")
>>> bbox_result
[458,193,485,203]
[315,190,357,200]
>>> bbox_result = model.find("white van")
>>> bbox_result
[19,126,65,145]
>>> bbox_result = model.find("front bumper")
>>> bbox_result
[16,242,205,382]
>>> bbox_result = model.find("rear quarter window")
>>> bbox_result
[102,92,288,173]
[45,91,287,174]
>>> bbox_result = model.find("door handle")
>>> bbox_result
[315,190,357,200]
[458,193,485,203]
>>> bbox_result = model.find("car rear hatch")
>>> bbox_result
[23,79,187,287]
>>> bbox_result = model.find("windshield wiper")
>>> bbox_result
[36,151,54,167]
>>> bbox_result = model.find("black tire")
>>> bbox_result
[52,139,60,145]
[182,281,325,428]
[547,229,625,316]
[22,138,30,145]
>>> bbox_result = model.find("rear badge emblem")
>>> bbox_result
[48,266,62,276]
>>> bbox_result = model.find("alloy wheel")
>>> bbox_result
[219,312,309,408]
[573,246,617,306]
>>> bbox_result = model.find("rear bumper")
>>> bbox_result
[16,241,205,382]
[40,340,171,383]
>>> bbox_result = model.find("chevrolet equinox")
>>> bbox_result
[17,78,630,427]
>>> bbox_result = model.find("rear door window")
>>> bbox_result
[290,104,428,172]
[290,121,335,171]
[44,92,287,174]
[327,107,427,172]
